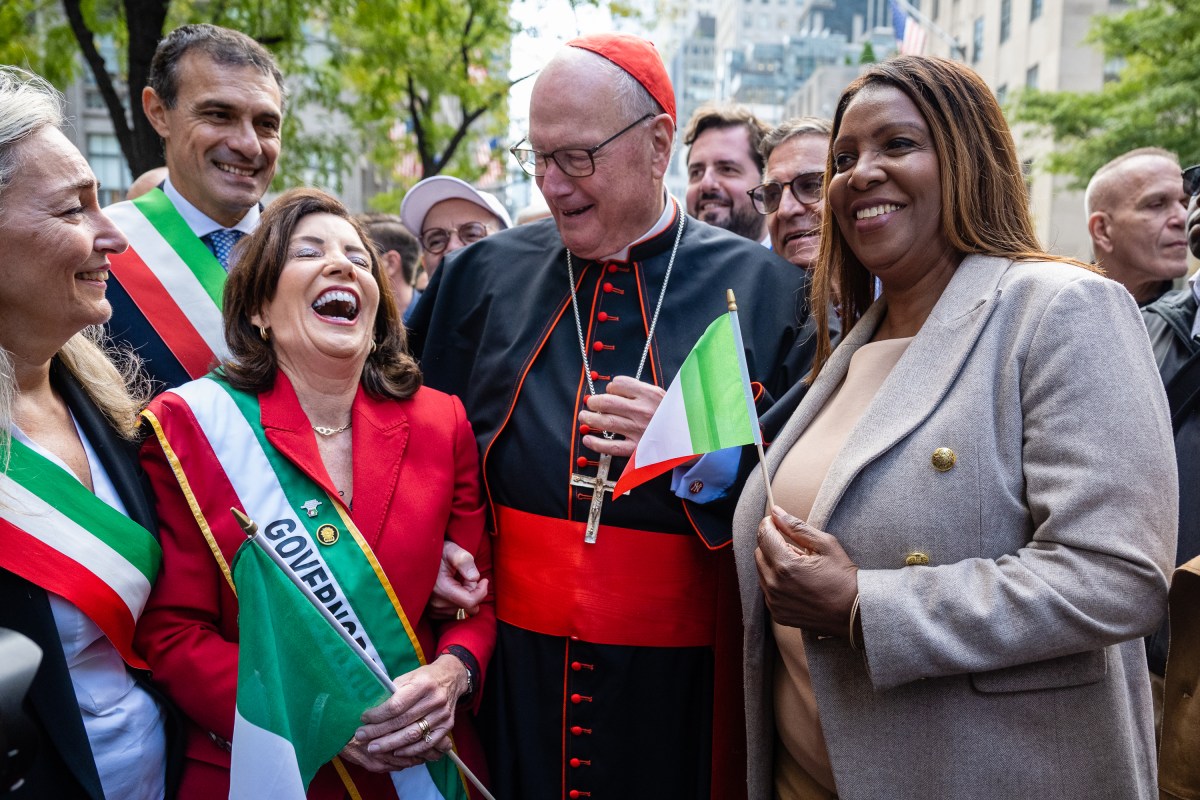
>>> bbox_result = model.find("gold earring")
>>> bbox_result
[370,339,378,353]
[258,325,269,342]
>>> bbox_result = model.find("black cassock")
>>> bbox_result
[409,205,815,800]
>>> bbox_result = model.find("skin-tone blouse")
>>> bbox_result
[769,336,913,799]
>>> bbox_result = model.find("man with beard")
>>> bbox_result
[684,104,769,243]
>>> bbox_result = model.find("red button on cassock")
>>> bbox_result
[607,264,618,273]
[592,341,605,352]
[570,791,581,799]
[570,693,582,704]
[590,371,600,380]
[571,725,583,735]
[571,661,582,671]
[579,425,590,435]
[597,311,608,322]
[603,282,614,293]
[569,758,581,768]
[576,457,587,468]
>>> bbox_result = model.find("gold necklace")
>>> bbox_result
[312,421,352,437]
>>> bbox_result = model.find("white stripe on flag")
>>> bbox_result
[170,379,385,669]
[0,476,150,618]
[229,708,307,800]
[631,370,694,468]
[104,201,229,359]
[391,764,444,799]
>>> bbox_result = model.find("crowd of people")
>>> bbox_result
[0,19,1195,800]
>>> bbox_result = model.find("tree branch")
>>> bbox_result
[61,0,136,166]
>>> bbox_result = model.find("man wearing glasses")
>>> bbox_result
[1142,163,1200,715]
[408,32,814,800]
[400,175,512,281]
[749,118,831,271]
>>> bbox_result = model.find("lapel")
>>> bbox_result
[764,255,1010,528]
[51,359,157,534]
[260,373,409,548]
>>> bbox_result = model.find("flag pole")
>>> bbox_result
[726,291,776,514]
[231,508,497,800]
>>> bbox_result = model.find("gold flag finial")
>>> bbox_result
[727,289,737,312]
[230,507,258,538]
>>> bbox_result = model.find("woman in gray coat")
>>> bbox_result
[734,55,1175,800]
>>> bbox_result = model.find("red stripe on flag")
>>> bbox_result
[109,248,217,379]
[0,518,147,668]
[612,454,696,498]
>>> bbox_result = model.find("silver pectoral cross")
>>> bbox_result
[570,453,618,544]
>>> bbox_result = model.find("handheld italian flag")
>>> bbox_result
[229,535,391,799]
[613,290,762,497]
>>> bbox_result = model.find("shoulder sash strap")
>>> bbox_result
[143,377,468,800]
[0,439,161,668]
[105,189,229,380]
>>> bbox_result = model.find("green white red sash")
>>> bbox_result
[104,188,229,379]
[142,376,468,800]
[0,438,161,669]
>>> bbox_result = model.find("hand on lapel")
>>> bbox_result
[756,506,859,638]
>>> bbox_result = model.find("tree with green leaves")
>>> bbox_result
[1008,0,1200,189]
[0,0,520,195]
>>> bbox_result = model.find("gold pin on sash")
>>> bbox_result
[316,523,339,546]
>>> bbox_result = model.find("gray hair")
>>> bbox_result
[0,67,65,209]
[557,46,664,123]
[759,117,832,165]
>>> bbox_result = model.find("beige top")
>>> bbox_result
[769,336,913,798]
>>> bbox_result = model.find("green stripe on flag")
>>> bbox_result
[132,189,227,306]
[232,539,389,791]
[679,315,757,453]
[5,439,160,583]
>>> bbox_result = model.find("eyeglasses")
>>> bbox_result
[420,221,490,255]
[747,172,825,215]
[1184,165,1200,197]
[510,114,655,178]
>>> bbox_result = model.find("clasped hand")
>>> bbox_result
[577,375,666,458]
[755,505,859,638]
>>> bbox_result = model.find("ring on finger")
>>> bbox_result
[423,730,434,743]
[417,717,431,736]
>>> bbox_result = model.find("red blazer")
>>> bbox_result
[133,374,494,800]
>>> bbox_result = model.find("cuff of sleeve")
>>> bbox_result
[441,644,479,700]
[670,447,742,503]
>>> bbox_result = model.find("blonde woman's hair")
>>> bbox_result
[58,329,150,439]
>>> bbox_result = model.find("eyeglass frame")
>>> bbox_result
[747,171,825,215]
[1183,164,1200,198]
[419,221,492,255]
[509,114,656,178]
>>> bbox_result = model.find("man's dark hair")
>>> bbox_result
[359,213,420,285]
[148,24,286,110]
[682,104,768,172]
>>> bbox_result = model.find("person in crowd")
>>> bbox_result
[400,175,511,281]
[684,103,770,243]
[358,212,422,322]
[133,188,494,799]
[751,118,831,271]
[407,32,815,800]
[0,67,181,800]
[1142,164,1200,715]
[734,55,1175,799]
[104,24,285,390]
[1085,147,1189,306]
[126,166,170,201]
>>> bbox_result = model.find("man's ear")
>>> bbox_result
[1087,211,1114,256]
[143,86,172,141]
[649,113,674,180]
[380,250,406,285]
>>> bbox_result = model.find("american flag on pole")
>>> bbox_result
[889,0,928,55]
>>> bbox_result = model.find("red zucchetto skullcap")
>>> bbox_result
[566,32,676,125]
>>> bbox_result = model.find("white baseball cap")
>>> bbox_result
[400,175,512,236]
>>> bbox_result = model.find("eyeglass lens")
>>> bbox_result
[751,173,823,214]
[421,222,488,254]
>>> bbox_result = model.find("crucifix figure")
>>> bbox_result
[570,452,618,544]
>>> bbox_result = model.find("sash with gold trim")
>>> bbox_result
[0,438,161,669]
[142,376,468,800]
[105,189,229,380]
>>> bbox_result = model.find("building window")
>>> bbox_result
[1026,63,1039,89]
[1103,56,1125,83]
[1031,0,1043,20]
[972,16,984,64]
[1000,0,1011,42]
[996,83,1008,104]
[87,134,131,207]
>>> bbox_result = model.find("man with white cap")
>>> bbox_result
[405,32,813,800]
[400,175,512,279]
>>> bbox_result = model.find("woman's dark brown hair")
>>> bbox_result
[808,55,1086,380]
[221,187,422,400]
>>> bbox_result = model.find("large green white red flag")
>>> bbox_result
[613,307,761,497]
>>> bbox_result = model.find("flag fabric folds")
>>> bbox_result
[229,539,389,799]
[613,309,760,497]
[889,0,928,55]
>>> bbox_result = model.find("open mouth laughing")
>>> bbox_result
[312,288,359,322]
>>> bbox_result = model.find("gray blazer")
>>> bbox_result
[734,255,1176,800]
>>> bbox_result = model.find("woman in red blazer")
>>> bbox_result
[134,188,494,800]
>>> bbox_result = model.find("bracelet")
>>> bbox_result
[442,644,477,698]
[848,594,862,651]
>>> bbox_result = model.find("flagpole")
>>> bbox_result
[726,291,776,514]
[231,508,497,800]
